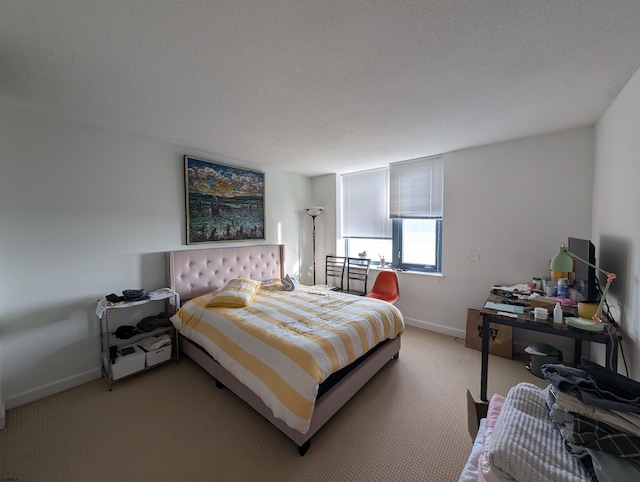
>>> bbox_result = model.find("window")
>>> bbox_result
[342,168,392,239]
[341,155,443,273]
[392,218,442,271]
[341,168,393,264]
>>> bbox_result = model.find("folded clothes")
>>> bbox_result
[138,334,172,352]
[582,359,640,404]
[554,390,640,438]
[569,413,640,462]
[114,325,140,339]
[136,312,170,332]
[542,360,640,414]
[123,289,150,302]
[105,289,150,303]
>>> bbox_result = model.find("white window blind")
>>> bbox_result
[342,168,392,238]
[389,155,444,219]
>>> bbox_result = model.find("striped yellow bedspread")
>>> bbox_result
[171,284,405,434]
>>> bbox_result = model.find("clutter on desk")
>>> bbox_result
[488,281,607,331]
[492,284,532,294]
[484,301,525,314]
[493,277,588,306]
[492,283,555,303]
[529,297,557,309]
[490,288,518,299]
[556,297,578,307]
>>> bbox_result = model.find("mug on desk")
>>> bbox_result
[545,282,557,297]
[533,307,549,320]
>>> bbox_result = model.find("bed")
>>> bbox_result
[166,244,404,455]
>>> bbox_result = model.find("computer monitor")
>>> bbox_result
[568,237,598,302]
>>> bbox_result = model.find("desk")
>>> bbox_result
[479,294,621,401]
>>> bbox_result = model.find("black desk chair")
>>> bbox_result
[343,257,370,296]
[323,255,346,290]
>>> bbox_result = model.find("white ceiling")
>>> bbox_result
[2,1,640,177]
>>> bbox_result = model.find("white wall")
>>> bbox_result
[0,103,313,410]
[303,174,341,284]
[317,127,596,357]
[594,67,640,380]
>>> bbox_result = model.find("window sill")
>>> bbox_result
[370,266,443,277]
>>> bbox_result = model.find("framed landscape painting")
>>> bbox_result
[184,156,265,244]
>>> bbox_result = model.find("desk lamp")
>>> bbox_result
[550,244,616,328]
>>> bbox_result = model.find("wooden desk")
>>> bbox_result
[479,294,620,401]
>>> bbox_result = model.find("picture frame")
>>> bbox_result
[184,155,265,244]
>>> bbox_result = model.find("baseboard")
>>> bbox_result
[5,367,101,411]
[404,316,466,339]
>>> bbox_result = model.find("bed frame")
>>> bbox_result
[166,244,401,455]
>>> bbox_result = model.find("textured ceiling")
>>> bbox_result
[2,1,640,176]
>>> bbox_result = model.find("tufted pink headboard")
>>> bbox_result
[166,244,285,302]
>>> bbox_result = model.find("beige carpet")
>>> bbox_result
[0,326,546,481]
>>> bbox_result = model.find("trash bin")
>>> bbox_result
[525,342,563,378]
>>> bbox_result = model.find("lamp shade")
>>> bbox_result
[550,245,574,272]
[305,206,324,217]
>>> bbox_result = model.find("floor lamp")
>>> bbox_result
[305,206,324,285]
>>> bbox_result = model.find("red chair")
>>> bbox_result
[365,270,399,303]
